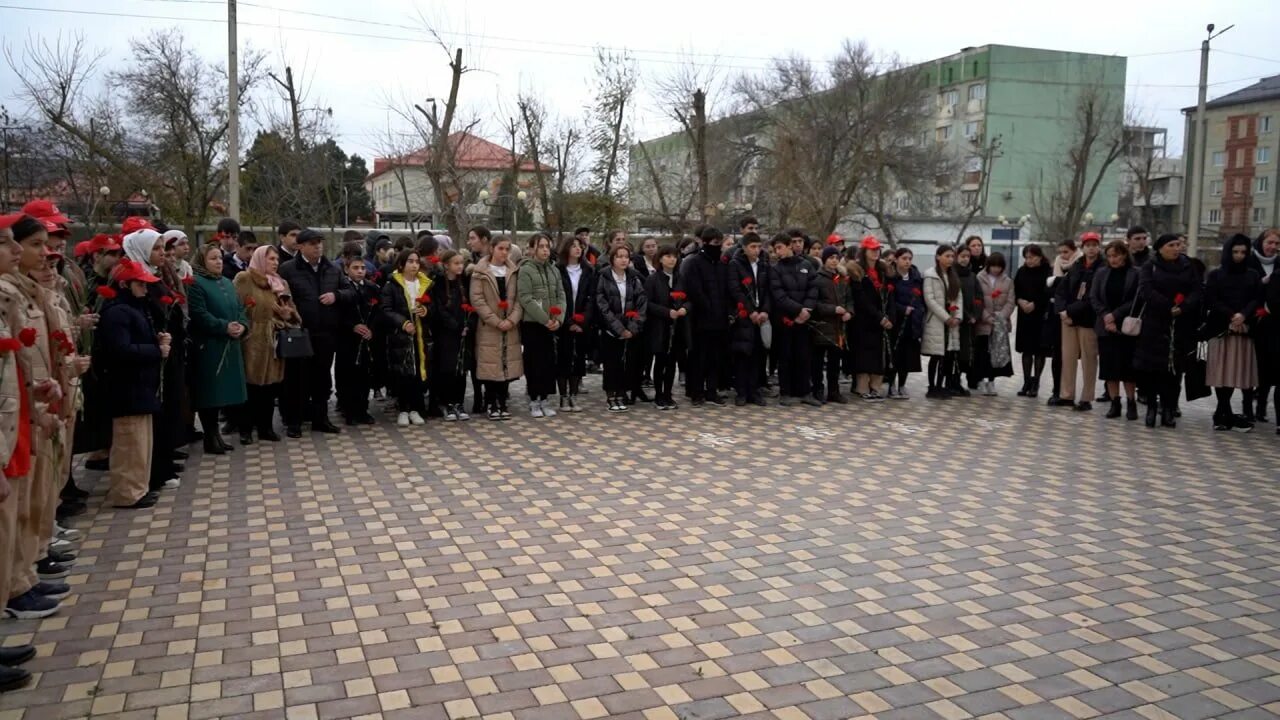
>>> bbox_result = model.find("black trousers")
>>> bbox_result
[654,350,679,400]
[775,324,813,398]
[395,373,427,414]
[243,383,280,434]
[335,336,370,421]
[483,380,510,409]
[521,322,557,400]
[283,334,335,426]
[687,328,727,400]
[432,369,466,406]
[600,335,639,396]
[733,344,764,401]
[812,344,842,398]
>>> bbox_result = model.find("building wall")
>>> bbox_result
[1186,100,1280,238]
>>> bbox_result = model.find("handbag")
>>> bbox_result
[1121,300,1145,337]
[275,326,314,359]
[759,318,773,350]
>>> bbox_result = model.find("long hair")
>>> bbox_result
[934,245,961,302]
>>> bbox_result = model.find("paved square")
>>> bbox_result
[3,376,1279,720]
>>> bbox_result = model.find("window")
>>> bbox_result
[1254,207,1266,223]
[968,84,986,101]
[1237,148,1246,166]
[1208,208,1222,224]
[893,195,909,212]
[1230,119,1238,139]
[1234,177,1244,194]
[941,90,959,107]
[936,125,953,142]
[1258,176,1271,194]
[961,190,979,207]
[964,121,982,139]
[1212,151,1226,167]
[935,192,949,209]
[1258,147,1272,164]
[1263,116,1274,133]
[1209,179,1224,196]
[919,131,929,146]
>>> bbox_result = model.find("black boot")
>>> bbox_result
[202,433,227,455]
[1161,406,1177,428]
[1105,397,1122,419]
[1145,398,1158,428]
[1126,398,1138,421]
[1257,396,1270,423]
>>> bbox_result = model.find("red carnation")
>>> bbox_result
[243,297,257,308]
[872,280,883,292]
[0,338,21,353]
[549,306,562,317]
[572,312,585,324]
[947,304,958,313]
[782,316,795,327]
[182,276,195,286]
[368,297,380,307]
[741,276,753,287]
[738,309,749,319]
[160,295,175,306]
[1256,307,1269,319]
[417,293,431,305]
[18,328,37,347]
[462,303,476,314]
[833,275,841,285]
[96,286,117,300]
[887,283,895,293]
[498,300,509,311]
[720,255,729,264]
[372,272,383,283]
[625,310,639,320]
[737,302,745,312]
[1174,293,1186,306]
[177,294,186,305]
[426,255,440,264]
[991,289,1002,299]
[670,290,687,301]
[912,288,923,297]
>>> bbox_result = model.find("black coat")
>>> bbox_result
[811,269,850,348]
[1258,268,1280,384]
[1134,254,1204,373]
[222,251,249,282]
[849,262,901,374]
[644,270,686,355]
[727,254,771,354]
[95,295,163,417]
[1204,240,1263,338]
[682,246,730,332]
[890,265,926,343]
[1054,257,1102,328]
[769,256,818,321]
[428,275,471,375]
[1013,263,1051,354]
[1088,264,1139,336]
[596,269,647,338]
[558,263,596,335]
[336,276,380,366]
[279,255,348,337]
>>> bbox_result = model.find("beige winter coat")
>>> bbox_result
[975,270,1015,337]
[469,258,524,381]
[234,270,299,386]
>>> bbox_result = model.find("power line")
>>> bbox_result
[1213,50,1280,65]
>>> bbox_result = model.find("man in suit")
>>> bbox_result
[223,230,257,281]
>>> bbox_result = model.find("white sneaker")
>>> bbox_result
[163,478,180,490]
[397,412,410,427]
[55,525,83,542]
[985,381,998,397]
[530,401,545,418]
[408,411,425,425]
[542,401,557,418]
[443,407,458,422]
[455,408,470,421]
[50,538,76,552]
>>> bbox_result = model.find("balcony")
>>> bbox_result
[967,98,985,115]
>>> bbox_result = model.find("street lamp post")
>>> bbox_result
[478,188,528,237]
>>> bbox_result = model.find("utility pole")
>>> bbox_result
[227,0,241,220]
[1187,22,1233,258]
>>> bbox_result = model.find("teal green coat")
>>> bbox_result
[188,272,249,409]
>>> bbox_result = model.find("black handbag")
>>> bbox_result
[275,326,314,359]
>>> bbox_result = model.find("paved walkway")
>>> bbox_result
[3,378,1279,720]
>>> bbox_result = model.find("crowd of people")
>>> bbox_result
[0,200,1275,691]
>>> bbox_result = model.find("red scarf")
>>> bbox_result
[3,366,31,479]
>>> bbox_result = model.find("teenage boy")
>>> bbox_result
[682,227,730,406]
[769,233,820,406]
[727,232,771,406]
[276,220,301,263]
[213,217,241,257]
[224,230,257,281]
[335,245,379,426]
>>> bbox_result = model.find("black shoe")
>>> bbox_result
[36,559,70,580]
[259,429,281,442]
[62,483,89,500]
[1105,398,1121,418]
[113,492,159,510]
[926,388,949,400]
[827,392,849,405]
[1145,402,1159,428]
[357,413,376,425]
[734,396,747,407]
[752,394,767,407]
[801,395,823,407]
[1161,408,1177,428]
[0,646,35,667]
[1096,392,1110,403]
[1232,415,1255,432]
[32,581,71,601]
[1126,399,1138,421]
[202,436,227,455]
[47,549,77,564]
[947,387,971,397]
[286,426,303,439]
[172,449,189,461]
[706,395,727,407]
[1074,401,1092,412]
[84,458,109,472]
[0,666,31,692]
[779,396,797,407]
[632,391,651,403]
[221,421,238,435]
[312,420,341,434]
[56,501,87,521]
[690,399,705,407]
[1213,413,1232,431]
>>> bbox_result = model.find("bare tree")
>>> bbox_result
[1120,107,1168,231]
[732,42,927,236]
[652,57,724,221]
[849,128,955,248]
[631,138,698,233]
[950,134,1003,245]
[1030,84,1125,243]
[589,48,637,227]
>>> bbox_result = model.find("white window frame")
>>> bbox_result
[1212,151,1226,167]
[936,125,952,142]
[964,121,981,139]
[944,90,959,107]
[1258,147,1272,164]
[1209,179,1223,196]
[1208,208,1222,224]
[1257,176,1270,194]
[968,83,986,101]
[1254,207,1266,223]
[1263,116,1273,134]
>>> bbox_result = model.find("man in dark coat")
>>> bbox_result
[682,227,731,405]
[223,230,257,281]
[1127,226,1152,267]
[276,220,301,263]
[278,228,349,436]
[727,232,771,406]
[769,233,820,405]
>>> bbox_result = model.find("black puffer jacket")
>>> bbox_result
[595,268,647,338]
[769,256,818,321]
[279,255,349,337]
[811,269,850,347]
[727,254,771,354]
[1134,254,1204,373]
[681,244,730,331]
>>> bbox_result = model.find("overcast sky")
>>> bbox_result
[4,0,1279,162]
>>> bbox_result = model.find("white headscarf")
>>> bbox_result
[122,229,163,271]
[161,230,193,278]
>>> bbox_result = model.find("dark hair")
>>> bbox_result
[965,235,984,248]
[10,216,45,243]
[438,249,462,272]
[607,229,628,245]
[340,241,364,261]
[238,230,259,247]
[656,245,677,262]
[1104,239,1130,260]
[1126,225,1148,239]
[277,220,301,237]
[770,233,790,248]
[393,249,419,272]
[216,217,241,236]
[739,216,759,230]
[527,232,553,251]
[393,236,414,251]
[414,235,439,258]
[468,226,492,242]
[985,251,1006,271]
[558,236,584,265]
[416,229,434,240]
[1058,239,1077,251]
[741,232,762,246]
[804,237,821,253]
[895,247,913,260]
[342,230,363,243]
[785,227,806,240]
[700,226,724,243]
[1021,243,1045,261]
[935,245,961,303]
[608,244,631,262]
[574,226,591,236]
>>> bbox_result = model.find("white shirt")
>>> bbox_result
[491,264,508,279]
[404,278,420,301]
[567,263,582,299]
[645,257,657,274]
[613,270,628,305]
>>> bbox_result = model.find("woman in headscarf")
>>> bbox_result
[1205,234,1263,431]
[1247,228,1278,423]
[162,230,193,280]
[187,243,248,453]
[233,245,299,444]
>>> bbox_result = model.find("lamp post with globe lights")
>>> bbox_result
[478,188,528,238]
[714,201,754,236]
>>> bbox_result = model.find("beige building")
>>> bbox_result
[1183,74,1280,240]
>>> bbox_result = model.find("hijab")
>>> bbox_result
[1222,234,1253,275]
[122,229,162,271]
[249,245,289,296]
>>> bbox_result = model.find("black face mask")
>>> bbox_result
[701,242,721,260]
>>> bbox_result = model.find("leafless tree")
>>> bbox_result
[949,134,1003,245]
[732,41,928,236]
[589,48,638,227]
[651,57,724,221]
[631,138,698,233]
[1121,106,1168,231]
[1029,84,1125,243]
